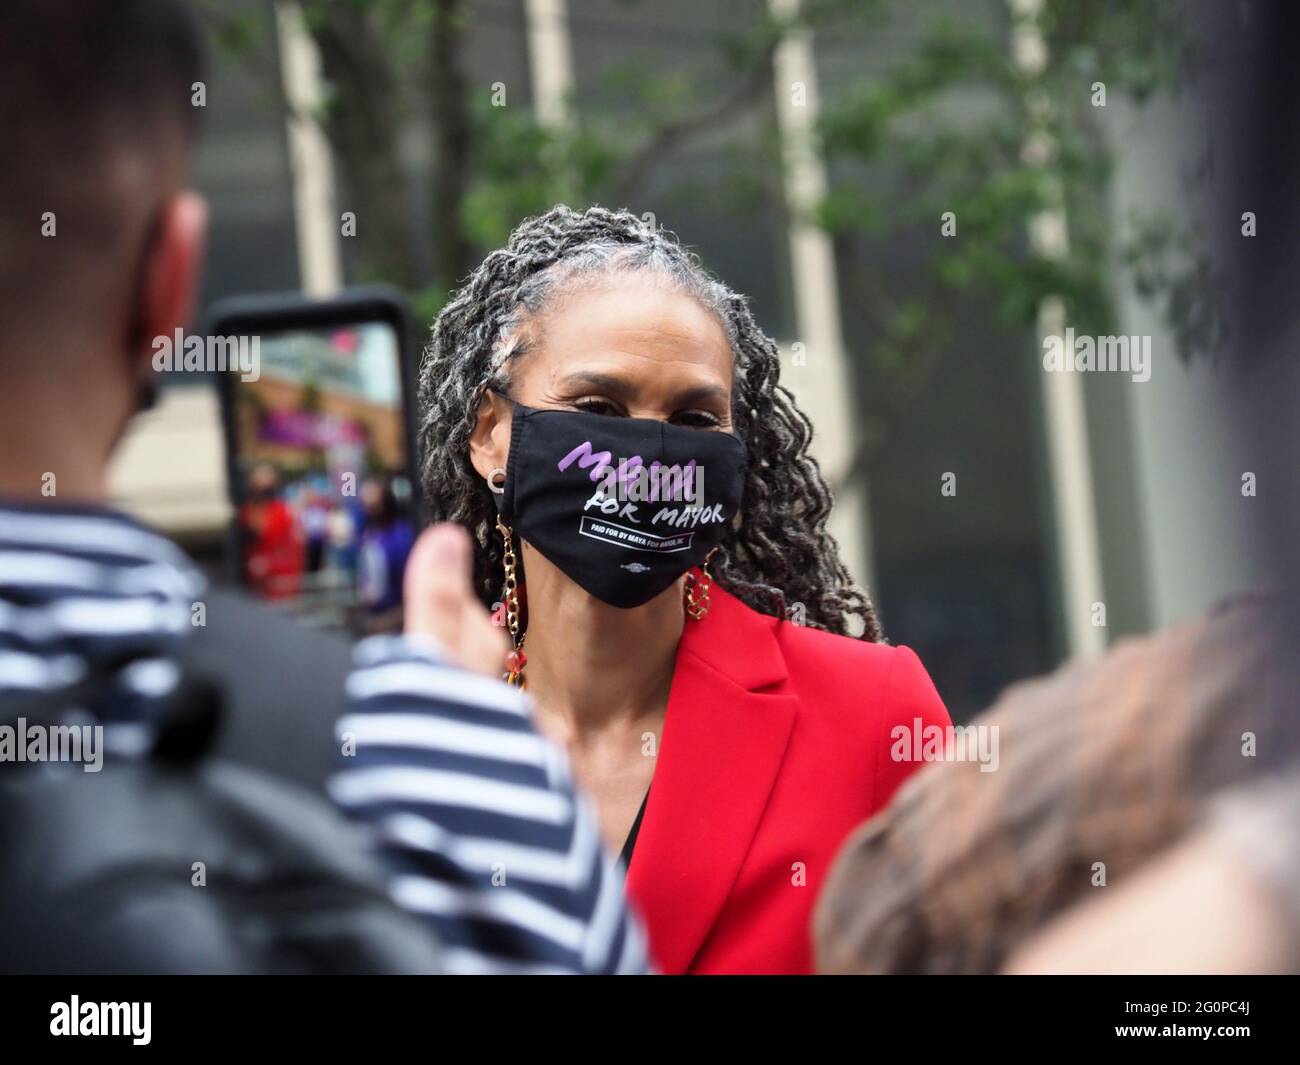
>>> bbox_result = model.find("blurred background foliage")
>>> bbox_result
[200,0,1220,472]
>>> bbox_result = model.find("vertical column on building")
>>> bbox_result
[769,0,877,620]
[275,1,343,297]
[1010,0,1106,657]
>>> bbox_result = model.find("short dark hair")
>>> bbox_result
[0,0,207,334]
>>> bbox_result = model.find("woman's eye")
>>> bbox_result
[671,410,723,429]
[570,398,721,428]
[572,398,623,417]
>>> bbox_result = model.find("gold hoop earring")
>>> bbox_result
[497,517,526,687]
[684,548,718,621]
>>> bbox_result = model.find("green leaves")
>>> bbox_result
[195,0,1210,377]
[811,0,1210,391]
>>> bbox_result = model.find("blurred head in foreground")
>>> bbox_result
[0,0,207,501]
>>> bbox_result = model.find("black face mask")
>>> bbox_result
[495,401,746,608]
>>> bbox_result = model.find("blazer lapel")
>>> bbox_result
[625,579,797,973]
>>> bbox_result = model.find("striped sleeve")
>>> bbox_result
[328,635,650,975]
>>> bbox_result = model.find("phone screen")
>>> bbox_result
[228,319,417,634]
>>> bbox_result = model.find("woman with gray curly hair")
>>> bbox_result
[414,203,949,974]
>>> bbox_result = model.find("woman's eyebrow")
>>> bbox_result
[557,371,729,408]
[672,383,731,408]
[556,370,636,399]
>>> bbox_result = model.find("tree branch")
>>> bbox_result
[609,38,780,205]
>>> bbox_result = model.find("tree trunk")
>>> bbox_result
[306,1,421,291]
[428,0,475,291]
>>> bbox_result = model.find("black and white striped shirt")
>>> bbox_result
[0,502,648,975]
[330,636,649,974]
[0,502,204,758]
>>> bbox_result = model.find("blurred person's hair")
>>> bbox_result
[0,0,205,351]
[417,204,881,640]
[362,474,401,524]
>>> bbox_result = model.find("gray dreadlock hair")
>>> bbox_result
[416,204,882,641]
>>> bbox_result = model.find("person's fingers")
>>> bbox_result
[405,523,472,643]
[404,523,508,677]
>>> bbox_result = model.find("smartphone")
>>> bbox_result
[204,286,422,634]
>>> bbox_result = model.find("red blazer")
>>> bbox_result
[624,577,950,975]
